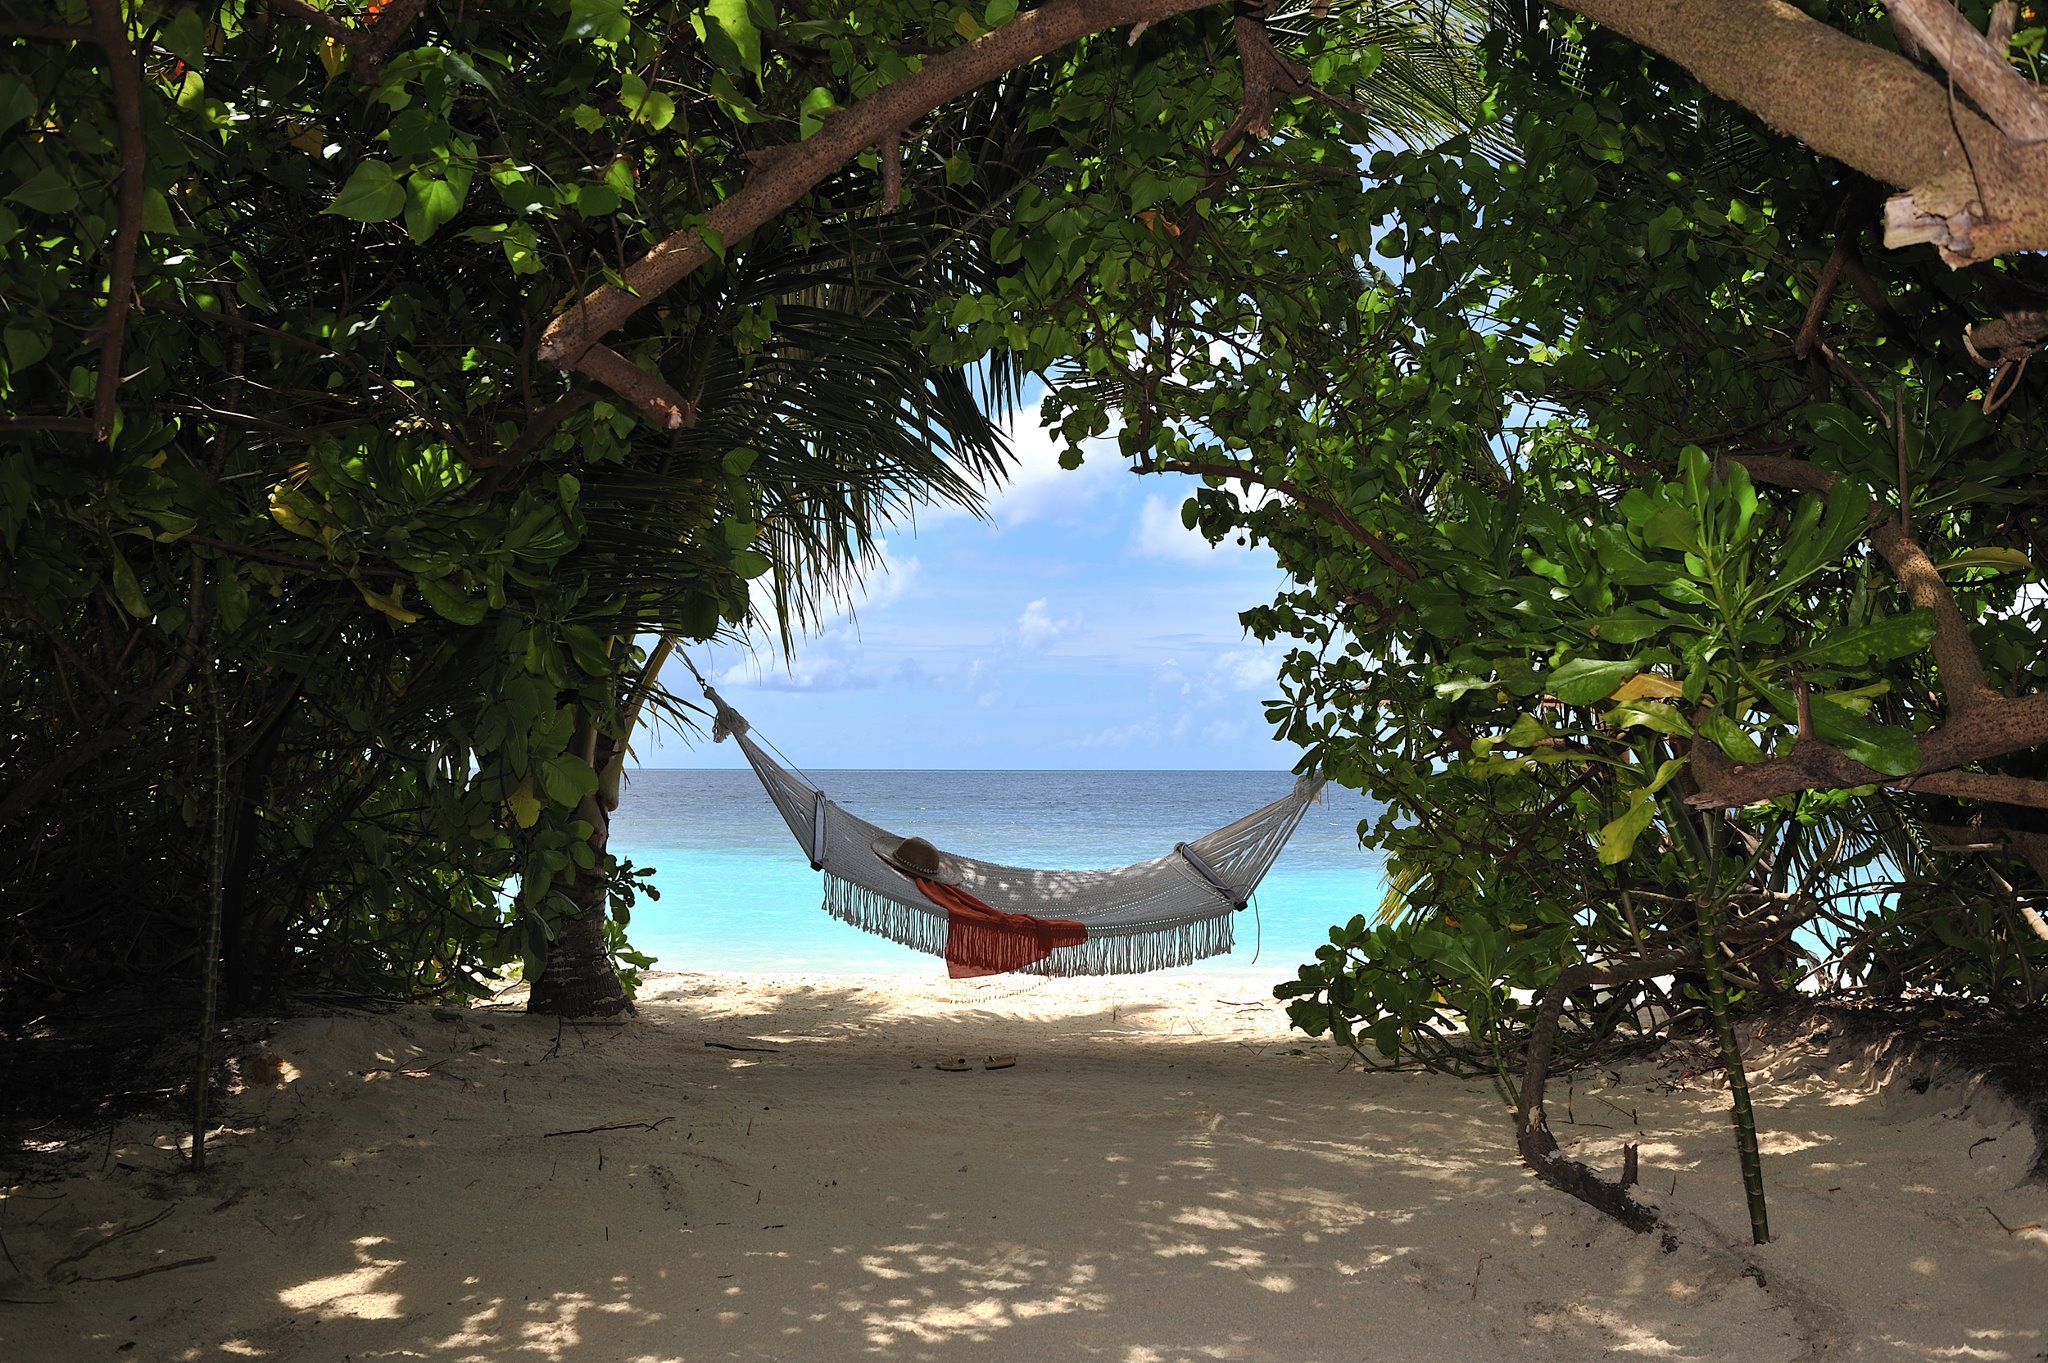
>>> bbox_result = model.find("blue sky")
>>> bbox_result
[637,388,1298,771]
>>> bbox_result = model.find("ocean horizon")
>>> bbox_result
[609,767,1385,982]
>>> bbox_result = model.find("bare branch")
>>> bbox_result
[1884,0,2048,143]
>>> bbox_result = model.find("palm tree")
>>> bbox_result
[522,203,1023,1015]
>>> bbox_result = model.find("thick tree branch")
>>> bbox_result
[1886,0,2048,144]
[1680,453,2048,809]
[1210,11,1309,156]
[1555,0,2048,266]
[535,0,1224,426]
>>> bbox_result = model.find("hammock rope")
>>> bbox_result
[693,669,1325,977]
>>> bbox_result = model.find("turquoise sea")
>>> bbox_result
[608,769,1385,980]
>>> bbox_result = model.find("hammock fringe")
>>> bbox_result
[823,874,1235,978]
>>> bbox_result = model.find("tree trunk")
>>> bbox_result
[527,874,631,1018]
[1693,894,1771,1244]
[528,736,632,1018]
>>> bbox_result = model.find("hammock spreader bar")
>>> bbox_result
[700,681,1324,977]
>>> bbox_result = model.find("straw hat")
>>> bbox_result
[873,834,949,882]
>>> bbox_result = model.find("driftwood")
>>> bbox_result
[44,1207,172,1283]
[1514,954,1690,1247]
[541,1117,674,1139]
[75,1255,216,1284]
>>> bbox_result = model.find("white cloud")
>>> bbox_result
[714,539,924,692]
[1071,709,1197,751]
[1133,493,1237,563]
[942,406,1126,529]
[1208,649,1278,694]
[1017,597,1079,649]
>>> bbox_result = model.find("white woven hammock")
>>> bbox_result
[706,686,1325,976]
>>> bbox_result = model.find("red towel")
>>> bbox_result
[912,877,1088,979]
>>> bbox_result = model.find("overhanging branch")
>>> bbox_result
[1555,0,2048,267]
[1682,453,2048,810]
[534,0,1230,428]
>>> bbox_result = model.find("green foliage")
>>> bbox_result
[1,0,1022,1017]
[943,10,2048,1079]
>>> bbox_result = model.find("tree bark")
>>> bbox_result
[528,735,632,1019]
[526,864,631,1018]
[1514,953,1689,1243]
[1553,0,2048,266]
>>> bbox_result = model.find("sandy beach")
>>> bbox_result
[5,971,2044,1362]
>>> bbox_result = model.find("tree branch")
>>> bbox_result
[1210,10,1309,157]
[535,0,1225,424]
[1886,0,2048,143]
[1515,952,1690,1241]
[1555,0,2048,266]
[1676,455,2048,810]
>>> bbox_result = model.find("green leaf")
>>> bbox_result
[109,551,151,618]
[567,0,631,43]
[6,167,78,215]
[1547,657,1640,705]
[710,0,761,70]
[620,71,676,129]
[1703,712,1766,764]
[324,161,406,222]
[416,573,486,625]
[0,76,37,136]
[508,780,542,829]
[161,8,208,68]
[1641,756,1688,796]
[799,86,836,139]
[139,188,177,235]
[1607,700,1692,737]
[1936,547,2034,576]
[539,754,600,808]
[403,174,465,242]
[4,325,49,370]
[1808,696,1919,776]
[1784,610,1934,669]
[730,548,772,579]
[1596,792,1654,865]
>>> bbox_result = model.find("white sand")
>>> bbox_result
[5,971,2044,1362]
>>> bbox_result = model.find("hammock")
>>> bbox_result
[702,684,1325,977]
